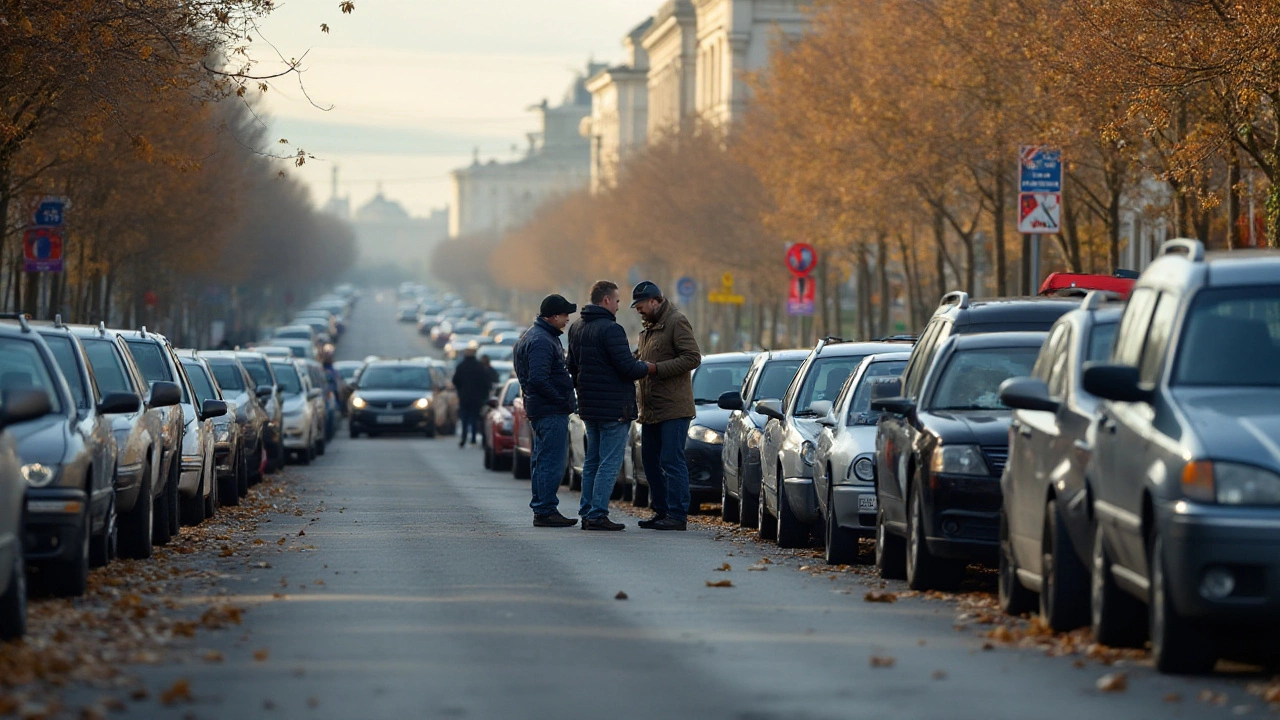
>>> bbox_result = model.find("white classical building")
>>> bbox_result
[448,66,602,239]
[583,19,654,194]
[642,0,699,141]
[692,0,811,125]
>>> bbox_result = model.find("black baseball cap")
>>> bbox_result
[630,281,662,307]
[539,294,577,317]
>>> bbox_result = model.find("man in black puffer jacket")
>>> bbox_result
[513,294,579,527]
[567,281,655,530]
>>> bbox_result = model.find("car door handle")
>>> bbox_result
[1073,439,1090,453]
[1018,425,1032,438]
[1102,419,1117,434]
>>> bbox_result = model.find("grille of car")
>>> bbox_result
[982,446,1008,475]
[374,400,417,411]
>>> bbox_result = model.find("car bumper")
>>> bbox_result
[782,477,819,524]
[114,461,145,512]
[741,449,763,497]
[24,488,87,563]
[833,483,878,536]
[685,439,723,496]
[282,426,311,449]
[215,442,234,477]
[1161,500,1280,618]
[350,408,433,433]
[924,472,1002,563]
[179,457,203,498]
[492,431,516,456]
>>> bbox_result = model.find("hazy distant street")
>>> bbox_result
[94,293,1251,720]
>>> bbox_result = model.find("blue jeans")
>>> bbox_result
[579,420,630,520]
[459,408,481,444]
[529,414,569,516]
[640,418,691,522]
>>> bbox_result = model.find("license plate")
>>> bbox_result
[376,414,402,424]
[858,494,877,512]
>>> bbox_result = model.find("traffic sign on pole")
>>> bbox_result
[785,243,819,277]
[787,276,815,316]
[1018,192,1062,234]
[1018,146,1061,193]
[23,227,64,273]
[708,272,745,305]
[676,276,696,300]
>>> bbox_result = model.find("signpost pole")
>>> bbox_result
[1030,235,1042,293]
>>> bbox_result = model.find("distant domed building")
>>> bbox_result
[350,185,448,274]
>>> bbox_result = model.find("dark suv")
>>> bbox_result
[1083,240,1280,674]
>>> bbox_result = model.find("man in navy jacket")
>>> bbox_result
[513,294,579,527]
[568,281,655,530]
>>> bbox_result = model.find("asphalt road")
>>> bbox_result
[100,293,1254,720]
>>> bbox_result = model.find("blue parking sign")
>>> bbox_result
[1019,147,1061,194]
[33,197,68,227]
[676,276,696,299]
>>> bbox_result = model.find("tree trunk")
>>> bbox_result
[1227,148,1240,250]
[1109,186,1122,272]
[877,233,890,337]
[993,170,1008,295]
[933,210,947,303]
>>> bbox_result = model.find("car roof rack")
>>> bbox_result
[0,313,32,333]
[97,321,107,336]
[939,290,970,310]
[1159,238,1205,262]
[1080,290,1109,311]
[876,334,917,342]
[52,314,65,329]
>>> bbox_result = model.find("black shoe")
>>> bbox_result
[637,514,667,530]
[533,512,578,528]
[582,517,625,531]
[651,518,687,531]
[458,440,466,448]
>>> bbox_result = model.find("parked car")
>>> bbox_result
[718,349,809,527]
[0,388,53,639]
[873,332,1046,590]
[270,358,318,463]
[348,360,437,438]
[755,340,912,547]
[122,328,190,542]
[812,351,911,564]
[176,353,231,522]
[273,338,316,361]
[511,393,531,479]
[235,351,286,473]
[333,360,364,410]
[482,378,520,471]
[996,293,1122,629]
[1082,240,1280,673]
[628,352,756,511]
[70,324,181,559]
[272,324,317,346]
[396,302,420,322]
[303,359,335,446]
[199,351,266,500]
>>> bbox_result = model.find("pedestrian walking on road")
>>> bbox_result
[568,280,655,531]
[479,355,501,386]
[631,281,701,531]
[452,346,493,447]
[513,294,579,528]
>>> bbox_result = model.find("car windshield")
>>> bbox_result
[360,365,432,390]
[929,348,1041,410]
[502,382,520,406]
[692,361,752,404]
[82,339,133,395]
[1174,286,1280,387]
[210,362,246,392]
[126,340,173,384]
[239,357,274,388]
[271,364,303,395]
[41,335,89,409]
[275,329,310,341]
[183,362,217,404]
[846,360,908,425]
[794,356,868,415]
[0,338,63,415]
[336,365,360,381]
[1087,321,1119,363]
[751,360,803,402]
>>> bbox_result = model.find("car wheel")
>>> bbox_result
[906,480,965,591]
[998,508,1036,616]
[776,463,808,548]
[739,461,759,529]
[180,471,207,527]
[90,490,117,568]
[757,477,777,542]
[1090,522,1147,648]
[299,446,313,466]
[220,463,240,508]
[249,441,264,485]
[494,450,512,473]
[1040,499,1089,631]
[349,426,360,439]
[0,547,26,641]
[1150,533,1216,673]
[152,464,173,546]
[316,438,326,456]
[875,504,906,580]
[720,476,740,524]
[425,419,437,439]
[513,450,531,480]
[243,444,257,492]
[50,506,91,597]
[824,485,860,565]
[483,443,493,470]
[119,463,154,560]
[204,464,218,519]
[167,458,181,536]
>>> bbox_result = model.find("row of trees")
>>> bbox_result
[1,1,356,346]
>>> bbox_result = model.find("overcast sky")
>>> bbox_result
[248,0,647,217]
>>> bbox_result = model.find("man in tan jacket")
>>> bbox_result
[631,281,702,531]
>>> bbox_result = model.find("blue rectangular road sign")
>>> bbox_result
[1019,146,1061,194]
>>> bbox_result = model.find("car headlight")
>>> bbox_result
[850,456,876,483]
[415,397,431,410]
[351,396,367,409]
[800,440,816,466]
[930,445,991,477]
[1183,461,1280,505]
[688,425,723,445]
[21,463,56,488]
[215,426,231,443]
[746,429,762,450]
[500,418,513,433]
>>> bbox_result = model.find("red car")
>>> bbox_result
[1038,271,1136,299]
[509,391,533,479]
[482,379,520,472]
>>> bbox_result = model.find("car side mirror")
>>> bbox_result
[98,392,141,415]
[1082,363,1152,404]
[256,385,274,399]
[200,399,228,421]
[999,377,1059,413]
[869,377,902,402]
[307,388,322,400]
[486,397,499,409]
[754,399,784,422]
[0,389,52,427]
[149,381,181,408]
[809,400,837,427]
[717,391,744,411]
[870,397,915,416]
